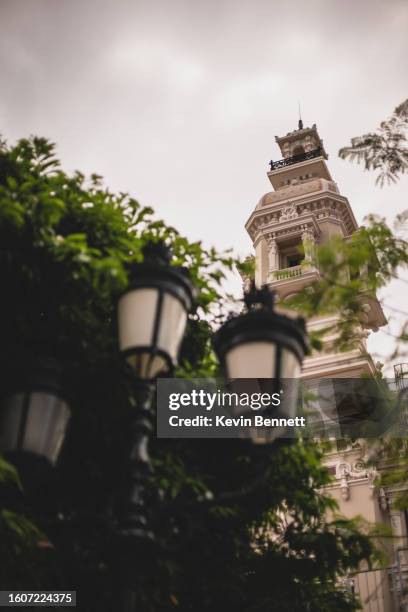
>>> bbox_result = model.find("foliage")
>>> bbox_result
[0,136,236,373]
[369,435,408,510]
[236,254,256,279]
[0,136,378,610]
[285,215,408,356]
[339,102,408,515]
[339,98,408,186]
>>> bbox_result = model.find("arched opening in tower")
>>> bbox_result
[293,145,305,156]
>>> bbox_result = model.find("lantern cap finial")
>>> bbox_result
[243,281,276,312]
[142,240,172,265]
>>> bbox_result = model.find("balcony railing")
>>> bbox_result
[273,265,303,280]
[269,147,322,171]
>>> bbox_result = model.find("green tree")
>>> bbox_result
[0,136,377,611]
[339,98,408,186]
[281,97,408,358]
[339,100,408,512]
[286,215,408,356]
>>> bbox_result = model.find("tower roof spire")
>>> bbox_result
[298,101,303,130]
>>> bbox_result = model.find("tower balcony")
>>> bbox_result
[269,147,323,171]
[267,147,333,189]
[267,264,321,300]
[274,264,303,280]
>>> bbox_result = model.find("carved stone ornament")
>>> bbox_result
[335,461,373,502]
[340,477,350,501]
[279,203,299,222]
[378,487,388,511]
[301,227,315,243]
[353,460,366,472]
[336,462,369,480]
[267,238,278,253]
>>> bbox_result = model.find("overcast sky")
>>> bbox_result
[1,0,407,370]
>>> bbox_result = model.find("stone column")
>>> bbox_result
[301,228,316,268]
[254,236,269,287]
[267,238,279,273]
[340,477,350,501]
[389,503,408,565]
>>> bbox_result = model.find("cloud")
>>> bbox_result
[211,72,286,125]
[0,0,407,368]
[106,38,207,91]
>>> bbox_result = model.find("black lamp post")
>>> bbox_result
[214,283,309,443]
[116,242,196,542]
[0,252,309,609]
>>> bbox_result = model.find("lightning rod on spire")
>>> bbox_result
[298,100,303,130]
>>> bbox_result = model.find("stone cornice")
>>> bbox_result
[262,214,321,243]
[256,178,339,208]
[301,351,377,378]
[246,194,358,241]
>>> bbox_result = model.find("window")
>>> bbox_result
[287,254,302,268]
[336,439,348,451]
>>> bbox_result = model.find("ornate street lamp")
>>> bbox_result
[214,283,309,443]
[214,284,308,380]
[116,242,196,544]
[117,242,195,380]
[0,356,71,472]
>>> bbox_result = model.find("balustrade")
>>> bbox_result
[269,147,322,171]
[273,265,303,280]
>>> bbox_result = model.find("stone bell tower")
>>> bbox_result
[245,121,387,379]
[244,122,408,612]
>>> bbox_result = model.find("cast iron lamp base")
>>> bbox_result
[117,379,155,544]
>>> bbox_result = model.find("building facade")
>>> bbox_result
[245,121,408,611]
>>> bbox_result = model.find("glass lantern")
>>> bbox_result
[118,243,196,380]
